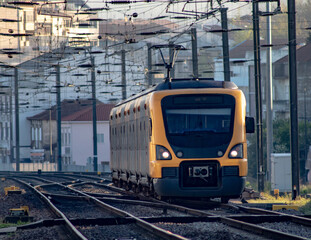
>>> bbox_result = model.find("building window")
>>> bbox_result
[35,128,39,148]
[97,133,104,143]
[39,127,42,141]
[61,127,71,146]
[65,147,70,155]
[5,122,9,140]
[0,123,3,140]
[0,97,2,113]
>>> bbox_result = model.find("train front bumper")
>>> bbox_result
[153,166,245,198]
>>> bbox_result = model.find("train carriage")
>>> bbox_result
[110,80,254,202]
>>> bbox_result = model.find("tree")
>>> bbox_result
[231,1,311,44]
[247,119,311,183]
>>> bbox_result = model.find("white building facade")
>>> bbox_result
[62,120,110,166]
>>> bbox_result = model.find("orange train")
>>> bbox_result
[109,80,254,202]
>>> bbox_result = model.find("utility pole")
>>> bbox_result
[14,67,20,171]
[147,43,153,87]
[253,0,264,192]
[121,50,126,100]
[91,56,98,172]
[288,0,299,198]
[191,28,198,79]
[56,64,62,172]
[221,8,230,82]
[265,2,273,182]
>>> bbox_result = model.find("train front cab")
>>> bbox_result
[149,88,255,201]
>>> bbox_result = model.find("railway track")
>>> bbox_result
[0,177,74,239]
[1,176,188,239]
[1,173,311,239]
[69,180,311,239]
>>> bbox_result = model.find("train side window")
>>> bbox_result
[149,118,152,137]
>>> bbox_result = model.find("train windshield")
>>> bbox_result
[163,106,234,148]
[166,108,231,135]
[161,94,235,155]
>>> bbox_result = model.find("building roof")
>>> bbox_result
[62,103,114,121]
[229,39,289,59]
[275,42,311,64]
[201,24,236,43]
[27,99,104,121]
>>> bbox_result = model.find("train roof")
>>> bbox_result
[114,79,238,107]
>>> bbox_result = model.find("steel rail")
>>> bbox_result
[220,217,308,240]
[9,175,310,239]
[148,200,310,239]
[12,178,88,240]
[71,182,219,217]
[44,191,210,215]
[69,179,311,239]
[66,184,189,240]
[161,202,310,239]
[236,204,311,227]
[54,172,110,182]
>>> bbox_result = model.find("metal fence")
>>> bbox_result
[0,162,110,173]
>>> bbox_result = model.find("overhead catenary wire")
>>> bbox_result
[0,0,263,113]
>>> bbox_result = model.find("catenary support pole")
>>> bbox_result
[253,0,264,192]
[169,41,175,79]
[91,56,98,172]
[56,64,62,172]
[121,50,126,100]
[14,67,20,172]
[288,0,300,198]
[15,8,20,171]
[191,28,198,79]
[266,2,273,182]
[10,75,13,164]
[221,8,230,82]
[147,43,153,87]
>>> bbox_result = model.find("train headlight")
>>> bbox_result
[229,144,243,159]
[162,151,170,158]
[156,145,172,160]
